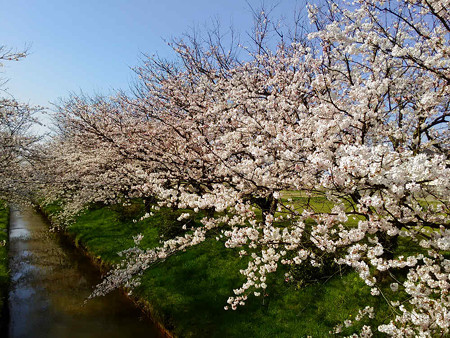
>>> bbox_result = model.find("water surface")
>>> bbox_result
[8,208,163,338]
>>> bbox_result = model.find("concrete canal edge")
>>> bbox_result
[0,204,10,337]
[36,206,174,338]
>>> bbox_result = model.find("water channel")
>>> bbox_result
[8,208,163,338]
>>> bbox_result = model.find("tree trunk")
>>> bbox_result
[205,207,215,218]
[143,196,156,213]
[254,193,278,224]
[379,233,398,261]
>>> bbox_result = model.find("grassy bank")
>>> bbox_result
[44,200,389,337]
[0,203,9,333]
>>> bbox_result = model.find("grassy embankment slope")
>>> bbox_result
[0,203,9,331]
[44,195,395,337]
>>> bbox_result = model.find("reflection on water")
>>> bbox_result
[8,208,163,338]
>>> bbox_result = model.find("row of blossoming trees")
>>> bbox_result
[36,0,449,336]
[0,46,42,203]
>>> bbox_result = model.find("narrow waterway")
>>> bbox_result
[8,208,163,338]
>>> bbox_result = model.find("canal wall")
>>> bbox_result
[0,204,9,337]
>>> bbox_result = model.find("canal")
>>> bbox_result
[8,208,163,338]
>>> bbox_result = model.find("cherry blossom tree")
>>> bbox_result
[0,46,42,203]
[43,1,449,336]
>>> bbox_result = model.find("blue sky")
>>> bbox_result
[1,0,304,113]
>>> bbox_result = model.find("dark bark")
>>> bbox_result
[205,207,215,218]
[379,233,399,260]
[143,196,156,213]
[253,193,278,224]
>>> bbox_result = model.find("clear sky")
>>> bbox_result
[1,0,304,112]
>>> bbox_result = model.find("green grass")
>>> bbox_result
[42,199,392,337]
[0,203,9,330]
